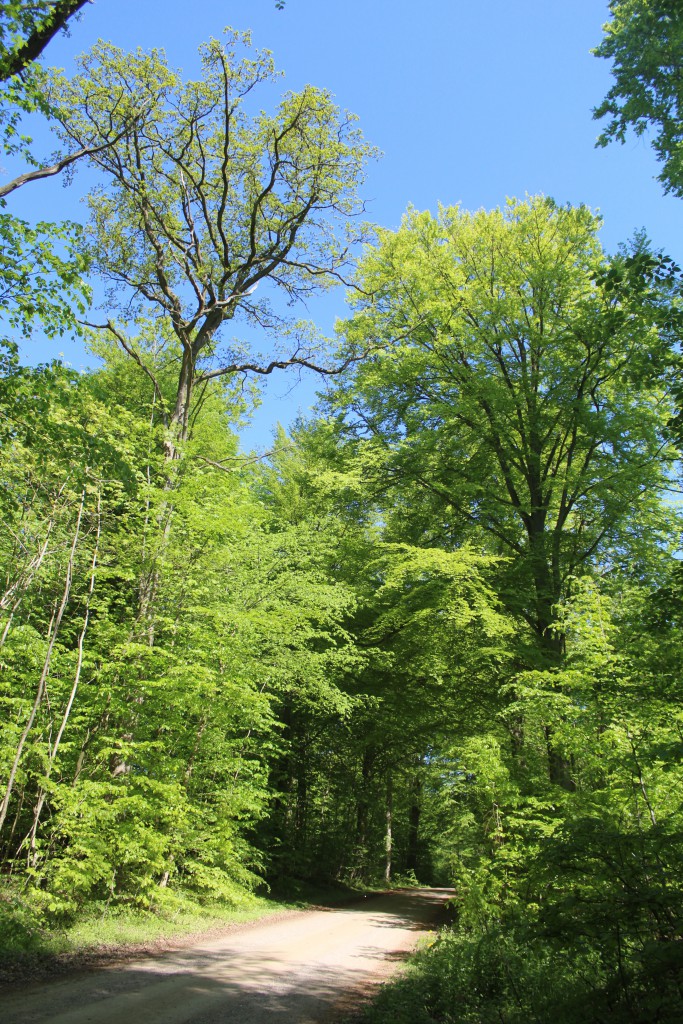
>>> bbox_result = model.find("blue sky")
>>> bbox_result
[7,0,683,449]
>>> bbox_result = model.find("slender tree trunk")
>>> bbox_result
[27,493,101,864]
[406,769,422,875]
[295,740,308,842]
[627,729,657,828]
[0,491,85,835]
[384,772,393,886]
[72,727,91,785]
[507,711,526,766]
[355,746,374,873]
[0,490,65,648]
[5,784,25,859]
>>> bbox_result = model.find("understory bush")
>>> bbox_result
[361,922,683,1024]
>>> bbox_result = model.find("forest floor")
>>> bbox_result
[0,887,452,1023]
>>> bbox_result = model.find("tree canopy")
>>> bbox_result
[328,197,677,652]
[594,0,683,196]
[49,30,376,455]
[1,10,683,1024]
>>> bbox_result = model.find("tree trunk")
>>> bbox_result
[384,772,393,886]
[0,491,85,836]
[354,746,374,872]
[530,536,576,792]
[406,771,422,875]
[27,493,101,864]
[295,740,308,842]
[0,519,56,648]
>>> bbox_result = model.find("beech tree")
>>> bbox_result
[49,31,376,458]
[328,196,678,785]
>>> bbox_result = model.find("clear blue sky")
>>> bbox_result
[8,0,683,449]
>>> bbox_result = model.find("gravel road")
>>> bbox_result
[0,888,452,1024]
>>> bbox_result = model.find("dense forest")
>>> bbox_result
[2,2,683,1022]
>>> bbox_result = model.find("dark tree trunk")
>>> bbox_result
[406,772,422,875]
[525,520,576,790]
[355,746,374,860]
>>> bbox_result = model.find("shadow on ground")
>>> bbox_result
[0,888,453,1024]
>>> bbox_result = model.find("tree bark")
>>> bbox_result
[355,747,374,870]
[0,490,85,835]
[406,771,422,875]
[0,1,89,82]
[27,492,101,864]
[384,772,393,886]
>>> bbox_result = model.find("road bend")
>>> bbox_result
[0,887,453,1024]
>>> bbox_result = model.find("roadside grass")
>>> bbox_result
[54,892,286,950]
[0,878,369,965]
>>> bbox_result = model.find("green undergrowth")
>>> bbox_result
[0,888,269,958]
[355,924,683,1024]
[0,878,365,961]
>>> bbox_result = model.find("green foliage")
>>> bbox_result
[594,0,683,196]
[0,214,90,347]
[47,29,377,450]
[0,1,88,165]
[0,343,368,923]
[361,572,683,1022]
[0,14,680,1016]
[329,197,677,651]
[0,2,92,367]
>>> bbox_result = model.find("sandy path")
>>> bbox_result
[0,888,452,1024]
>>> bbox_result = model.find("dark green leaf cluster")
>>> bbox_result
[594,0,683,196]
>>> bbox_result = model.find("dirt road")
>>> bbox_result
[0,888,452,1024]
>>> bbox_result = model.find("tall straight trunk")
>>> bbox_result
[136,386,187,642]
[0,491,85,835]
[355,746,374,858]
[295,741,308,841]
[406,770,422,875]
[539,623,576,791]
[544,726,576,791]
[27,493,101,864]
[384,772,393,886]
[165,344,195,462]
[530,530,576,793]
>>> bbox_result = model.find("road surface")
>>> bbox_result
[0,888,452,1024]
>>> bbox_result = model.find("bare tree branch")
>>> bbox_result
[0,132,131,199]
[81,319,169,424]
[196,345,374,384]
[194,444,294,473]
